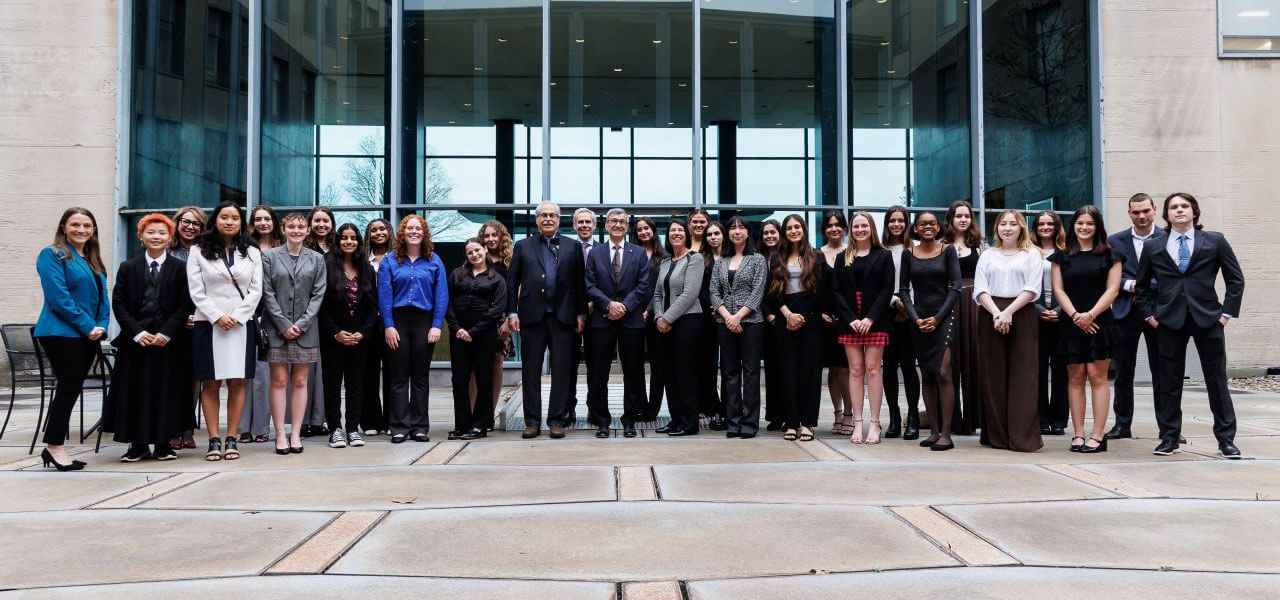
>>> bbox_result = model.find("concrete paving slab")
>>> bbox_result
[142,465,617,511]
[890,506,1019,566]
[450,438,815,466]
[826,435,1209,464]
[1078,460,1280,500]
[0,471,163,512]
[0,509,332,589]
[654,462,1112,505]
[0,575,616,599]
[332,502,958,580]
[940,499,1280,573]
[70,439,434,472]
[687,567,1280,600]
[267,511,385,574]
[1184,435,1280,459]
[1126,419,1277,438]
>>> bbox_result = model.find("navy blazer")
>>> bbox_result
[585,240,650,329]
[1107,227,1166,320]
[1135,229,1244,330]
[506,234,588,326]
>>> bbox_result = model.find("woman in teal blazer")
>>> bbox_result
[34,208,110,471]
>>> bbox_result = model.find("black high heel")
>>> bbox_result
[1080,436,1108,453]
[41,449,84,471]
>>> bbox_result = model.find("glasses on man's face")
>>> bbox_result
[179,219,203,229]
[607,218,627,226]
[537,213,558,220]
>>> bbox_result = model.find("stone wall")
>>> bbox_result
[1102,0,1280,373]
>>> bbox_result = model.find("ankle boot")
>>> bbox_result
[902,405,920,440]
[884,402,902,438]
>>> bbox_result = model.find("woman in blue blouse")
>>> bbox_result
[377,214,449,443]
[35,208,110,471]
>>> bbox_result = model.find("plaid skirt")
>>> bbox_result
[837,292,888,347]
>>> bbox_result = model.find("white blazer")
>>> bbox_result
[187,244,263,324]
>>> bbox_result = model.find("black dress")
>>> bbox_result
[102,254,197,444]
[899,246,961,376]
[1051,249,1121,364]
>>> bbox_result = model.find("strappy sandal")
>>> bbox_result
[205,438,223,461]
[840,413,856,436]
[238,432,253,444]
[254,434,269,443]
[830,410,844,435]
[222,436,240,460]
[783,429,798,441]
[798,427,814,442]
[866,421,882,445]
[850,420,865,444]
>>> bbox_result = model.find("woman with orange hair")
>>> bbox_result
[101,214,197,462]
[377,214,450,443]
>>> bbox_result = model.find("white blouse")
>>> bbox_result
[972,248,1042,300]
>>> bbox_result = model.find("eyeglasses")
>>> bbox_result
[606,218,628,225]
[178,219,203,229]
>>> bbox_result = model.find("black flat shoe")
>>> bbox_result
[930,438,955,451]
[623,425,637,438]
[595,426,610,439]
[1070,436,1086,452]
[1080,436,1108,453]
[1049,427,1066,436]
[919,435,940,448]
[460,428,486,440]
[1105,426,1132,440]
[390,433,406,444]
[1040,424,1052,435]
[708,415,727,431]
[1219,441,1242,459]
[1153,439,1180,456]
[411,432,430,442]
[41,449,83,471]
[289,445,304,454]
[655,425,672,434]
[447,430,462,440]
[667,428,697,437]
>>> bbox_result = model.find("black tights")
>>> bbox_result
[882,322,921,418]
[922,347,954,441]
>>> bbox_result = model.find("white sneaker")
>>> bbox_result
[347,431,365,447]
[329,428,347,448]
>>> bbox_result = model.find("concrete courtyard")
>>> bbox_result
[0,377,1277,598]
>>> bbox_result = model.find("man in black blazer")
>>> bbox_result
[1106,193,1167,440]
[1136,192,1245,459]
[584,209,651,439]
[507,202,587,439]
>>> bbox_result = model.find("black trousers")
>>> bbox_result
[519,316,576,428]
[37,336,99,445]
[658,316,701,432]
[1154,318,1237,444]
[587,323,645,427]
[1112,312,1161,429]
[360,334,388,432]
[696,313,723,418]
[1038,319,1068,429]
[387,307,436,435]
[762,319,782,424]
[718,321,763,435]
[777,322,824,429]
[642,312,665,421]
[321,338,367,432]
[451,327,497,432]
[882,318,921,415]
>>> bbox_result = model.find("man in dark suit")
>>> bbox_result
[584,209,651,439]
[1106,193,1167,439]
[507,202,587,439]
[1136,192,1245,459]
[567,207,598,425]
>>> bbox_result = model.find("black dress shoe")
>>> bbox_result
[884,413,901,438]
[289,445,304,454]
[1153,439,1180,456]
[1105,425,1132,439]
[765,421,782,432]
[655,425,672,434]
[1070,436,1085,452]
[623,425,637,438]
[708,415,727,431]
[1049,427,1066,436]
[738,432,756,439]
[1040,424,1052,435]
[1219,441,1242,459]
[930,438,955,451]
[725,431,740,438]
[1178,435,1188,444]
[595,426,610,439]
[411,432,431,442]
[460,428,487,440]
[390,434,406,444]
[667,428,697,437]
[1080,436,1108,453]
[902,413,920,440]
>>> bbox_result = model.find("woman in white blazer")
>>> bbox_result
[187,201,263,461]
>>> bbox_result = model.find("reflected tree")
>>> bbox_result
[335,134,468,237]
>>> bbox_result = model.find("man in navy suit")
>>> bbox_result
[506,202,587,439]
[1136,192,1245,459]
[1106,193,1166,439]
[583,209,652,439]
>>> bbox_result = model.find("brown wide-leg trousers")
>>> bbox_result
[978,298,1043,452]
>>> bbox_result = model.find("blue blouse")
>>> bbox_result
[377,251,450,329]
[34,246,111,338]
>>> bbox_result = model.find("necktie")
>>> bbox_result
[611,245,622,282]
[1177,234,1190,273]
[581,241,590,261]
[547,237,559,260]
[148,261,159,283]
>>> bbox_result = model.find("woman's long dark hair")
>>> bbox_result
[758,218,783,258]
[198,201,252,261]
[881,205,910,246]
[1065,205,1111,256]
[944,200,983,249]
[700,220,725,266]
[821,209,848,245]
[249,205,283,248]
[631,216,667,264]
[327,223,374,297]
[721,215,758,257]
[305,206,337,252]
[769,214,819,296]
[50,207,108,275]
[1033,210,1066,251]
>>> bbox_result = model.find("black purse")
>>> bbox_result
[222,253,270,359]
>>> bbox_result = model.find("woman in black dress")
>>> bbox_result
[767,214,832,442]
[446,238,508,439]
[880,206,921,439]
[945,200,983,435]
[818,210,852,436]
[633,216,667,422]
[1033,211,1069,436]
[900,212,961,451]
[1051,205,1123,453]
[758,219,784,431]
[103,213,195,462]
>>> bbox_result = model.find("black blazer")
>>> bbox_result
[764,254,833,325]
[1135,229,1244,330]
[319,260,380,341]
[585,241,651,329]
[111,254,194,348]
[1108,227,1166,320]
[830,248,895,334]
[506,234,588,326]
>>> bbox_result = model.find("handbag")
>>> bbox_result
[222,252,270,359]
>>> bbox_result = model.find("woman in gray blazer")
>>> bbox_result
[710,215,768,438]
[653,218,704,436]
[261,213,327,454]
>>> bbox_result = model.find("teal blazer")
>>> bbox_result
[34,246,110,338]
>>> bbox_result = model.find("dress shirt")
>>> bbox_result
[972,248,1042,300]
[1166,226,1195,265]
[377,252,450,329]
[1039,249,1057,307]
[445,267,507,335]
[134,250,171,343]
[1123,227,1158,293]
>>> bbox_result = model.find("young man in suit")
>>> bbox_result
[1135,192,1245,459]
[1106,193,1167,439]
[584,209,652,439]
[506,202,587,439]
[567,208,598,426]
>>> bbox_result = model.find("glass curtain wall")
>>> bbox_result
[260,0,390,230]
[981,0,1091,215]
[848,0,971,211]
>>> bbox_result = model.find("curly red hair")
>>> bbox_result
[393,214,434,263]
[136,213,175,238]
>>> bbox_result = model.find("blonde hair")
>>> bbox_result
[992,210,1036,252]
[478,220,513,266]
[842,211,884,265]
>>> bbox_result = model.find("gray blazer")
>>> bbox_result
[709,254,768,323]
[653,253,704,323]
[260,245,327,348]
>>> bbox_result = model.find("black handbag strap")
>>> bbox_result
[222,251,246,300]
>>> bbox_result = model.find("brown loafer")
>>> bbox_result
[549,425,566,439]
[521,426,540,439]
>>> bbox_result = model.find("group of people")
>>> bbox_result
[30,192,1245,471]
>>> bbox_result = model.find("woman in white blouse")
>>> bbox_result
[973,210,1043,452]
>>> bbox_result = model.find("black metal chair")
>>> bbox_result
[1,324,54,441]
[25,336,109,454]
